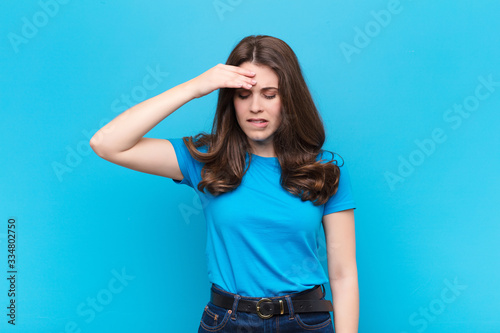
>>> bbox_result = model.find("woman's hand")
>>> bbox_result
[187,63,257,99]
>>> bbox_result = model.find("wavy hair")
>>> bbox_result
[181,35,342,206]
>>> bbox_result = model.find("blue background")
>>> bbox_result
[1,1,499,332]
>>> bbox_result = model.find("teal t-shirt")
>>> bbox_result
[168,137,356,297]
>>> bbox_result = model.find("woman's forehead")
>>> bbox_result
[239,62,277,77]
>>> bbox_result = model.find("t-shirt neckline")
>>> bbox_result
[246,152,280,167]
[251,153,278,159]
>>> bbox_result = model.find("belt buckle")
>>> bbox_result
[256,298,274,319]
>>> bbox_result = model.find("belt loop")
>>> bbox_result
[321,284,326,298]
[285,295,294,320]
[231,294,241,320]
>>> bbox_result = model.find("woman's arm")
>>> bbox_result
[322,209,359,333]
[90,79,197,155]
[89,64,256,178]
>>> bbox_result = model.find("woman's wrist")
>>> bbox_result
[181,77,205,99]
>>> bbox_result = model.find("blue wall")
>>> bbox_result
[1,1,499,332]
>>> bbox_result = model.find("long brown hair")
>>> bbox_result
[181,35,341,206]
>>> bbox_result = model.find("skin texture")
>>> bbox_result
[233,62,282,158]
[323,209,359,333]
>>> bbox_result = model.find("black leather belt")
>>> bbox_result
[210,284,333,319]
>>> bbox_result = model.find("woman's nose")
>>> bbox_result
[250,95,262,112]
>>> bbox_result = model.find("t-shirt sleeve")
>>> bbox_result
[167,137,204,189]
[322,152,356,216]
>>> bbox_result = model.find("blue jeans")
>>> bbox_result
[198,283,334,332]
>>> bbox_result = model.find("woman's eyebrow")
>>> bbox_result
[261,87,278,91]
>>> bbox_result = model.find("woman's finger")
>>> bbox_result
[228,81,253,89]
[223,64,256,77]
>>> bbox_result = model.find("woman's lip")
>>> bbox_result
[248,120,269,128]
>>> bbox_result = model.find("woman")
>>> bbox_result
[90,35,359,333]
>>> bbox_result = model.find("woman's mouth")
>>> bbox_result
[248,119,269,128]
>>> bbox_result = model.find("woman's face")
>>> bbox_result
[233,62,282,156]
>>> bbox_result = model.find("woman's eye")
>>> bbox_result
[237,94,276,100]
